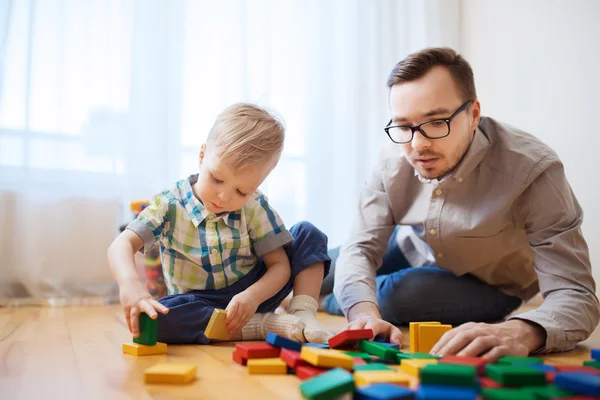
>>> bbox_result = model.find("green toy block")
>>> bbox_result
[133,312,158,346]
[522,385,573,399]
[485,365,547,386]
[583,360,600,370]
[358,340,399,362]
[299,367,355,400]
[353,363,393,372]
[344,351,372,362]
[397,352,440,361]
[497,356,544,365]
[482,388,537,400]
[420,363,477,387]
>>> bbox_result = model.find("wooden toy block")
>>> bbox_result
[555,365,600,375]
[522,385,573,399]
[354,363,394,372]
[583,360,600,370]
[305,343,330,349]
[592,349,600,361]
[232,349,247,366]
[420,363,477,387]
[247,357,287,375]
[296,365,328,380]
[300,346,354,370]
[204,309,231,340]
[344,351,372,362]
[481,388,537,399]
[354,383,414,400]
[555,372,600,397]
[354,358,367,365]
[122,342,167,356]
[266,331,303,352]
[354,370,412,387]
[400,359,438,378]
[479,377,503,389]
[359,340,400,361]
[299,367,355,400]
[280,348,309,369]
[329,328,374,349]
[440,355,487,375]
[397,352,439,362]
[417,384,478,399]
[409,322,440,352]
[417,324,452,353]
[373,336,400,350]
[235,342,280,359]
[485,364,547,386]
[497,355,543,365]
[134,312,158,346]
[144,364,196,384]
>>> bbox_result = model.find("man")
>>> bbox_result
[321,47,599,358]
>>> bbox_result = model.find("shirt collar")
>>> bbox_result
[449,125,490,183]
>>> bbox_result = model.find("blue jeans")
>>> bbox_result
[322,227,522,325]
[157,221,331,344]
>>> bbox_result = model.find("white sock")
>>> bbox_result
[287,295,333,344]
[238,312,305,342]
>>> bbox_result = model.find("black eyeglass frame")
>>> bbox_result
[384,100,473,144]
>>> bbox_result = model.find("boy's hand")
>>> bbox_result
[119,278,169,337]
[225,290,260,334]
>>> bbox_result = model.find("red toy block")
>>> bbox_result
[440,355,488,375]
[555,365,600,375]
[328,329,374,349]
[232,349,247,366]
[235,342,281,359]
[280,348,309,369]
[480,376,503,389]
[353,358,367,365]
[546,371,555,382]
[296,365,328,380]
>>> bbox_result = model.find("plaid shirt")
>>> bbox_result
[127,174,293,294]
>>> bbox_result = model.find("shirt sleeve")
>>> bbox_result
[245,192,293,257]
[509,154,599,352]
[333,156,397,317]
[126,190,172,254]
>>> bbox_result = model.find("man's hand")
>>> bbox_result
[430,319,547,361]
[119,278,169,337]
[225,290,260,334]
[344,301,403,345]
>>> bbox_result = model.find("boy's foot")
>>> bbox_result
[235,312,305,342]
[288,295,333,344]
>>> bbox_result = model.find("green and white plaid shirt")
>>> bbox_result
[127,174,293,294]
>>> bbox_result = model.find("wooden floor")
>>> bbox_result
[0,304,598,400]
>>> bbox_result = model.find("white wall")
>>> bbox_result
[460,0,600,285]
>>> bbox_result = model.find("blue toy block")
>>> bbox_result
[592,348,600,361]
[555,372,600,397]
[373,336,400,350]
[355,383,414,400]
[266,332,303,352]
[512,363,556,372]
[305,343,330,349]
[417,385,478,400]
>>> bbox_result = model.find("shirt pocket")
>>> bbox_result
[222,233,254,260]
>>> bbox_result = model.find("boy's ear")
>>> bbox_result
[199,143,207,165]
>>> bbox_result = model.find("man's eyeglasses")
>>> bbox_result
[384,100,473,144]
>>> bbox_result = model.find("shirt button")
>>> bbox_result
[429,228,437,236]
[435,189,443,196]
[457,177,463,183]
[211,249,217,255]
[437,253,443,258]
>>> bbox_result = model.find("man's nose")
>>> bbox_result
[411,129,432,151]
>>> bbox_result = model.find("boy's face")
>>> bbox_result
[194,144,276,214]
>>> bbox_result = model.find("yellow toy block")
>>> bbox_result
[300,346,354,370]
[144,364,196,384]
[122,342,167,356]
[247,358,287,374]
[354,370,412,387]
[409,321,440,352]
[205,309,231,340]
[400,358,438,377]
[418,324,452,353]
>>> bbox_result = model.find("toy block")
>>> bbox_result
[592,349,600,361]
[329,329,374,349]
[296,365,328,380]
[479,377,503,389]
[583,360,600,370]
[134,312,158,345]
[280,348,308,369]
[420,363,477,387]
[555,365,600,375]
[355,383,414,400]
[522,385,573,399]
[497,355,543,365]
[265,331,303,352]
[354,358,367,365]
[485,364,547,386]
[354,364,394,372]
[417,384,478,400]
[354,370,412,387]
[345,351,372,362]
[481,388,537,399]
[440,355,487,375]
[247,357,287,375]
[204,309,231,340]
[232,349,247,366]
[305,342,330,349]
[235,342,280,359]
[299,367,355,400]
[418,324,452,353]
[300,346,354,370]
[397,352,439,362]
[359,340,400,361]
[400,359,438,378]
[122,342,167,356]
[373,336,400,350]
[555,372,600,397]
[144,363,196,384]
[409,322,440,352]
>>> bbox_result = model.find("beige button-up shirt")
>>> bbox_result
[333,116,599,352]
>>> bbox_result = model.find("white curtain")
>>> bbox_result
[0,0,454,303]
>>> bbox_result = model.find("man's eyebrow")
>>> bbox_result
[393,107,452,123]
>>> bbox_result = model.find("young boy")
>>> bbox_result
[107,103,332,344]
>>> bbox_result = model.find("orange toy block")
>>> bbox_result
[354,370,412,387]
[122,342,167,356]
[400,358,438,377]
[204,309,231,340]
[247,358,288,374]
[409,322,440,352]
[144,364,197,384]
[300,346,354,370]
[418,324,452,353]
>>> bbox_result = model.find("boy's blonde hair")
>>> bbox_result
[207,103,285,170]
